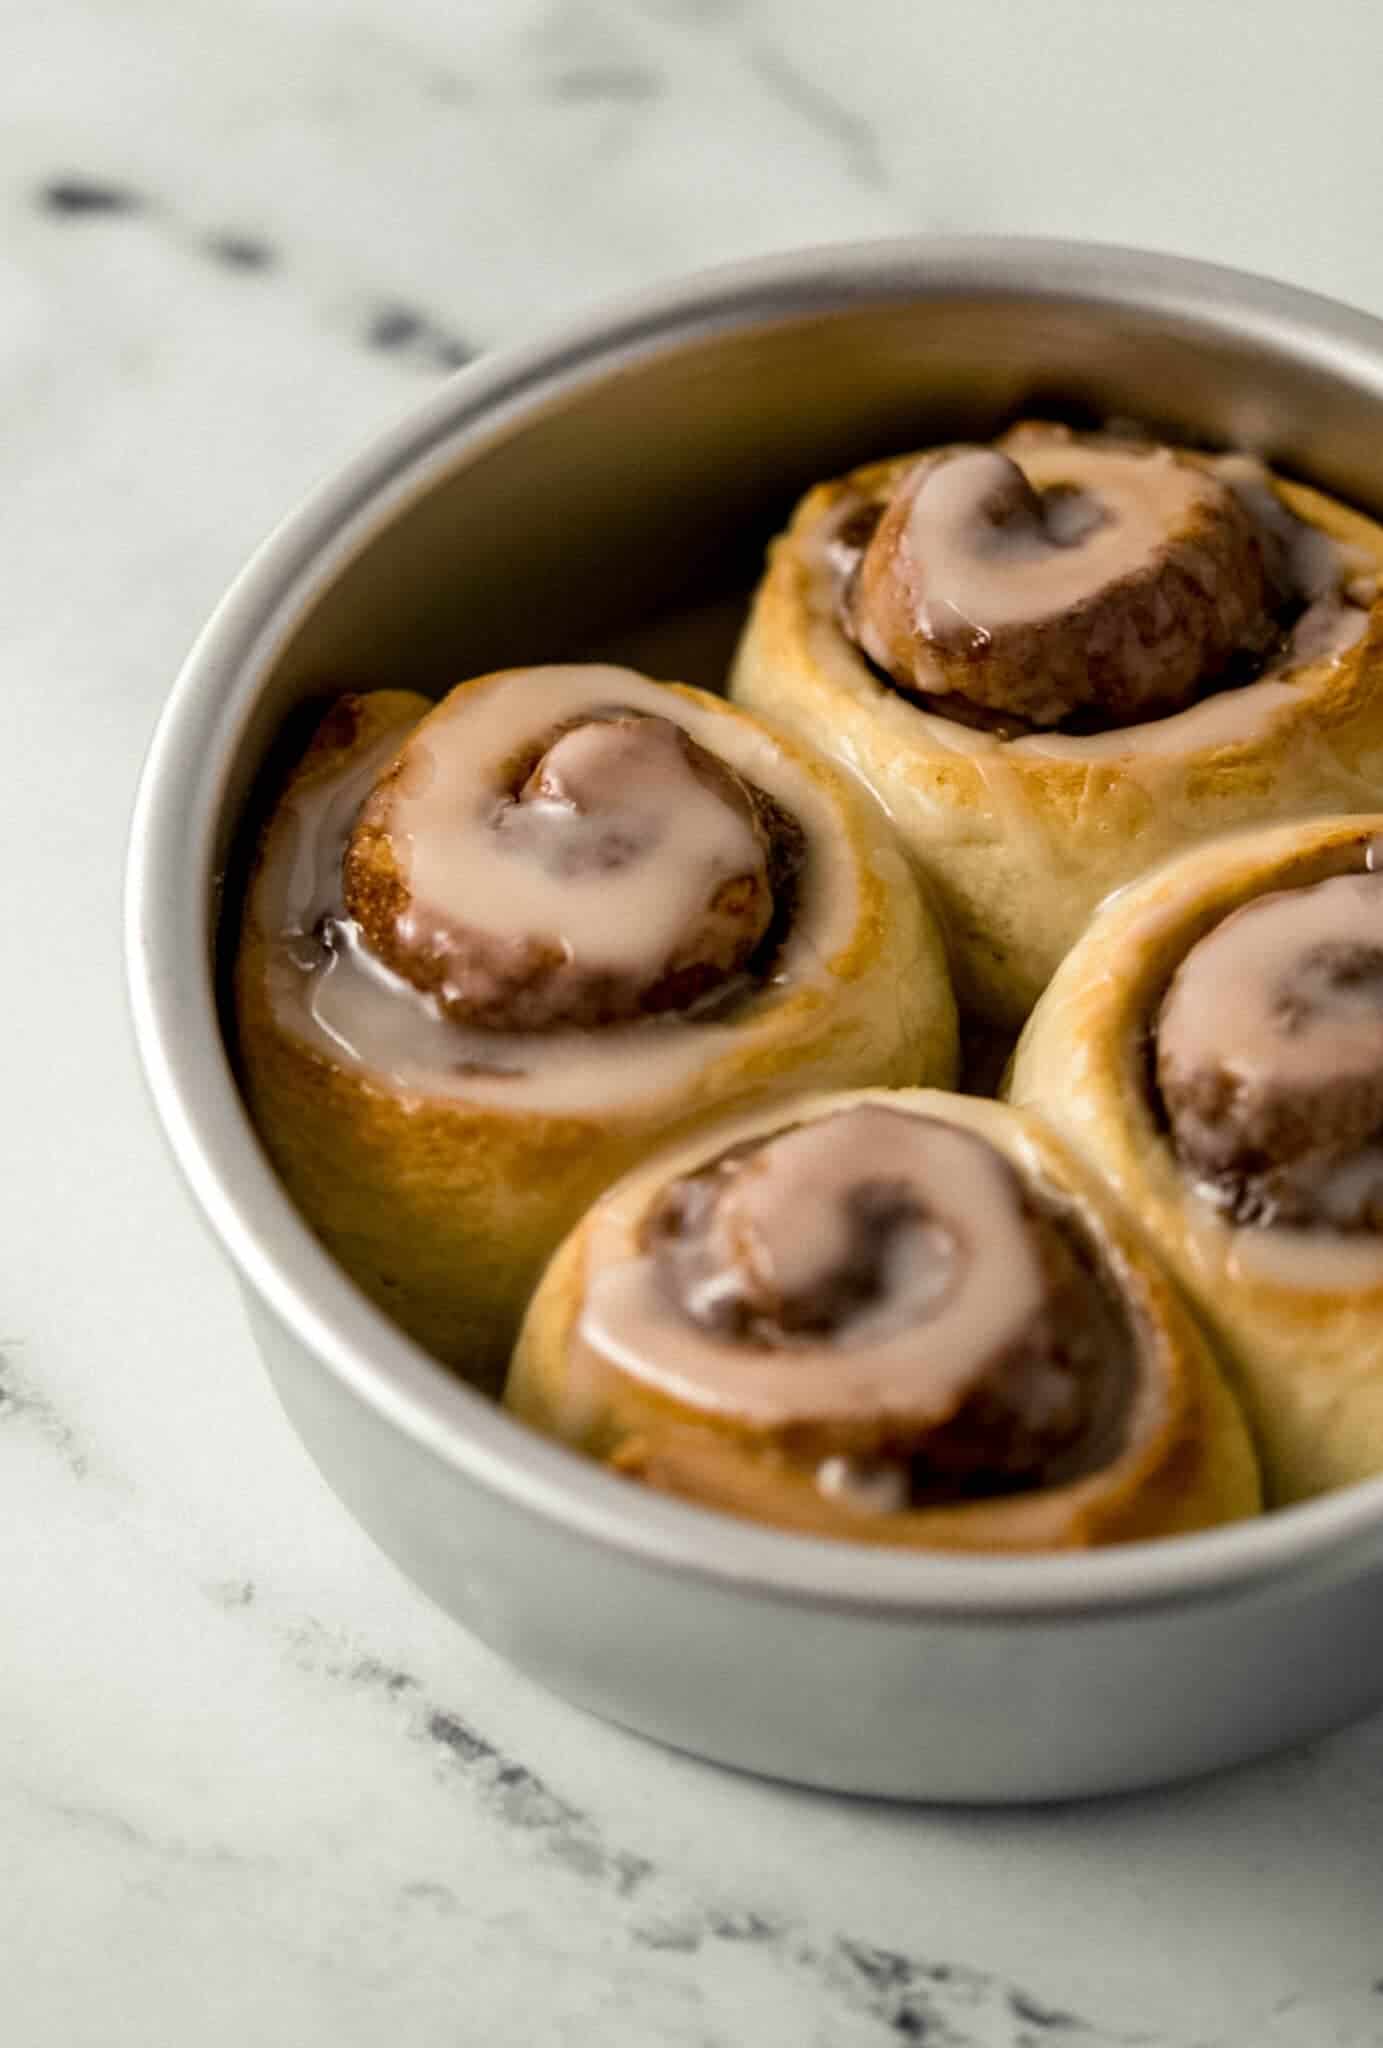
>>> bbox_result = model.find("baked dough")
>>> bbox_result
[731,426,1383,1027]
[1007,815,1383,1502]
[234,668,957,1391]
[507,1087,1260,1547]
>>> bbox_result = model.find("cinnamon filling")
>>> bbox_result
[1156,869,1383,1228]
[835,425,1373,736]
[585,1106,1133,1509]
[343,705,804,1032]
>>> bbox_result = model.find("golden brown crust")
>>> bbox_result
[233,678,958,1394]
[730,440,1383,1028]
[1006,815,1383,1503]
[506,1088,1261,1548]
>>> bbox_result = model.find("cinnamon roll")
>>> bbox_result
[1007,815,1383,1502]
[507,1089,1259,1547]
[731,422,1383,1026]
[233,667,957,1390]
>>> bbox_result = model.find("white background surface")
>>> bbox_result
[8,5,1383,2044]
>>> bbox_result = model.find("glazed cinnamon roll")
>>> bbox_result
[507,1090,1259,1547]
[731,422,1383,1026]
[1008,815,1383,1503]
[234,667,956,1389]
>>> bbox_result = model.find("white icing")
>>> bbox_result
[252,666,861,1114]
[577,1109,1046,1431]
[394,701,766,987]
[1156,865,1383,1283]
[904,443,1214,641]
[816,1454,912,1514]
[692,1110,964,1345]
[807,443,1373,767]
[1010,680,1305,760]
[1213,454,1376,603]
[1183,1193,1383,1293]
[1161,871,1383,1102]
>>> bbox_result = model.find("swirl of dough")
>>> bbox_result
[507,1089,1261,1545]
[235,669,959,1390]
[343,705,801,1031]
[733,422,1383,1027]
[1005,816,1383,1502]
[1156,870,1383,1228]
[846,436,1275,728]
[585,1103,1129,1494]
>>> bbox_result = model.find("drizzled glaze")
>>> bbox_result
[577,1108,1090,1459]
[847,432,1279,727]
[391,708,768,995]
[1009,821,1383,1296]
[811,431,1376,760]
[816,1454,912,1514]
[1157,868,1383,1232]
[1160,872,1383,1117]
[1214,454,1380,611]
[252,666,863,1114]
[902,444,1218,644]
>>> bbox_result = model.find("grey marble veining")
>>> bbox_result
[8,3,1383,2043]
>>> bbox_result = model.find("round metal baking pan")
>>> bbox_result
[127,238,1383,1800]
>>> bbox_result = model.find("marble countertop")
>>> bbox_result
[9,3,1383,2043]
